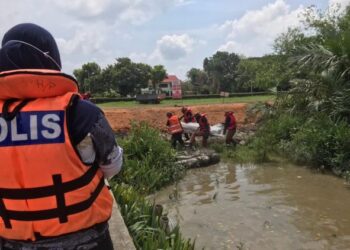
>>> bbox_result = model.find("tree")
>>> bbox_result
[151,65,167,91]
[273,5,350,120]
[236,55,291,92]
[113,58,152,97]
[203,51,240,93]
[99,64,119,96]
[73,62,101,93]
[186,68,210,94]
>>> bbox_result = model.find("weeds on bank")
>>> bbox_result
[115,122,186,194]
[215,113,350,178]
[111,122,194,249]
[112,183,195,250]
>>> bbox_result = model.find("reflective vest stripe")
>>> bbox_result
[0,163,98,199]
[0,177,104,224]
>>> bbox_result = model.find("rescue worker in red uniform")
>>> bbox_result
[166,112,184,148]
[223,111,237,145]
[180,107,195,141]
[190,113,210,147]
[0,23,123,249]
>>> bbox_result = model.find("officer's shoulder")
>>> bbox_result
[68,99,103,126]
[73,99,103,115]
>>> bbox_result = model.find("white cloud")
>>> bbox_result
[51,0,191,24]
[56,24,108,56]
[52,0,113,17]
[129,33,196,64]
[219,0,305,56]
[155,34,195,60]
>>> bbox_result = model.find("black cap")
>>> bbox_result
[0,23,61,72]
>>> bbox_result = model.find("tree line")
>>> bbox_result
[74,52,291,97]
[73,58,166,97]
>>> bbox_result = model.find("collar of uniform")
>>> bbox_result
[0,69,78,99]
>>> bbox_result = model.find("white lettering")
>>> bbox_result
[11,118,28,141]
[42,114,61,139]
[0,118,7,142]
[30,115,38,140]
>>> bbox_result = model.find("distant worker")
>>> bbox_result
[180,106,195,140]
[166,112,184,148]
[190,113,210,147]
[223,111,237,145]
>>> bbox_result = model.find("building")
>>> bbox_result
[157,75,181,96]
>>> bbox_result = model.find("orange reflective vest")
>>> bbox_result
[167,115,183,134]
[0,70,113,241]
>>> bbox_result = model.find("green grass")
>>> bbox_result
[98,95,275,108]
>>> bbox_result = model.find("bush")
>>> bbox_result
[232,113,350,176]
[112,183,195,250]
[115,122,185,194]
[110,122,193,249]
[286,115,350,170]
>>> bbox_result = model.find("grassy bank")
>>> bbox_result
[111,122,194,249]
[216,113,350,179]
[99,95,274,108]
[112,184,194,250]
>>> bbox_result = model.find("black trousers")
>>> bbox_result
[0,223,114,250]
[171,132,184,148]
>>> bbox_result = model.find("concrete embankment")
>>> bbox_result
[109,193,136,249]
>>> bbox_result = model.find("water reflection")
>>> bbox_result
[153,162,350,250]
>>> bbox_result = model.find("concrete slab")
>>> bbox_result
[109,192,136,250]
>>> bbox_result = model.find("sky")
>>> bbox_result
[0,0,349,79]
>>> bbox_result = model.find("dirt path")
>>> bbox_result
[103,103,249,132]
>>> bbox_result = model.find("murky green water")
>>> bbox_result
[152,162,350,250]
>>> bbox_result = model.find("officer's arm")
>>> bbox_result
[76,114,123,179]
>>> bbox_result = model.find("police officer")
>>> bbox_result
[190,113,210,147]
[0,23,123,249]
[166,112,184,148]
[223,111,237,145]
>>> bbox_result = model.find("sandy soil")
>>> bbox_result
[103,103,249,133]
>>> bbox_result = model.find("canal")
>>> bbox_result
[153,161,350,249]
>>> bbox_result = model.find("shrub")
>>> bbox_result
[230,113,350,176]
[287,116,350,171]
[115,122,185,194]
[112,183,195,250]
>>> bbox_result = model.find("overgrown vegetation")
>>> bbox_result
[111,122,194,249]
[212,6,350,179]
[115,122,185,194]
[112,184,194,250]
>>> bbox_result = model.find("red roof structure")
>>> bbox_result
[162,75,179,83]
